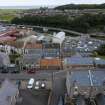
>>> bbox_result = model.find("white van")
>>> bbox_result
[27,78,34,89]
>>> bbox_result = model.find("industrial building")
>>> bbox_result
[66,70,105,98]
[40,58,62,70]
[42,48,60,58]
[64,57,94,69]
[52,32,65,45]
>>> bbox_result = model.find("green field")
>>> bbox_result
[0,9,23,22]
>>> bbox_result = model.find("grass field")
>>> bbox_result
[0,9,23,22]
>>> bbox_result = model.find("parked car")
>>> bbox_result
[35,81,40,90]
[1,69,9,73]
[35,81,46,89]
[27,68,36,74]
[41,82,46,89]
[27,78,35,89]
[11,69,20,73]
[1,66,9,73]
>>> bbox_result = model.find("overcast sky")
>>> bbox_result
[0,0,105,6]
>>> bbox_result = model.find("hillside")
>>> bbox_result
[55,4,105,10]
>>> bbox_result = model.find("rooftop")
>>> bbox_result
[40,58,62,66]
[64,57,93,65]
[0,79,18,105]
[69,70,105,87]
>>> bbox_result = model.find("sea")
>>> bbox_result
[0,5,55,9]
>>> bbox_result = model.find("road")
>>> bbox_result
[32,26,84,36]
[0,72,51,80]
[7,24,85,36]
[0,69,67,80]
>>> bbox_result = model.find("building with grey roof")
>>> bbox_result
[21,54,41,68]
[64,57,94,68]
[66,70,105,98]
[0,79,19,105]
[0,52,10,66]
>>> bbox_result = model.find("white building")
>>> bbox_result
[52,32,65,45]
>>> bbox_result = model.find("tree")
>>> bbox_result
[96,44,105,56]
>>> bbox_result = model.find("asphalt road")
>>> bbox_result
[0,72,52,80]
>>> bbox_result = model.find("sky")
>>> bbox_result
[0,0,105,6]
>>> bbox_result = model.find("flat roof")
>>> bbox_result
[65,57,93,65]
[27,49,42,55]
[92,70,105,86]
[71,71,90,86]
[69,70,105,87]
[43,49,59,57]
[23,54,41,64]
